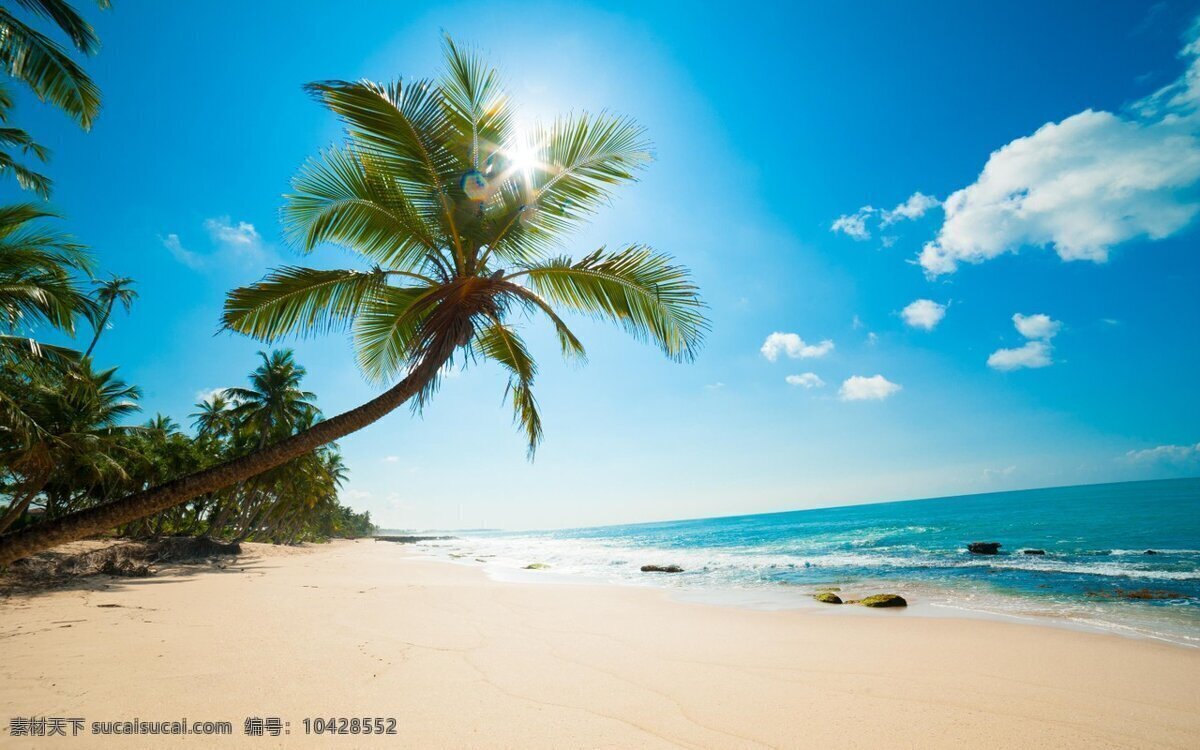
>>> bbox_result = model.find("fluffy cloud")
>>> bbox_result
[1012,313,1060,340]
[785,372,825,388]
[194,387,230,405]
[987,341,1052,371]
[204,216,261,248]
[760,332,834,361]
[917,21,1200,276]
[988,313,1061,370]
[1124,442,1200,464]
[831,192,941,241]
[882,192,940,224]
[831,208,873,240]
[838,374,901,401]
[901,299,946,331]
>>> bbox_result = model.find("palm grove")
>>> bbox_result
[0,3,707,565]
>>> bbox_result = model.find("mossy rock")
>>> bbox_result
[524,563,551,570]
[813,592,842,604]
[859,594,907,608]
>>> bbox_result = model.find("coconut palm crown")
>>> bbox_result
[222,37,708,456]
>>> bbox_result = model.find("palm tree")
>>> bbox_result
[0,38,708,565]
[82,273,135,357]
[0,359,139,532]
[0,0,110,196]
[190,392,235,441]
[0,203,97,451]
[226,350,318,446]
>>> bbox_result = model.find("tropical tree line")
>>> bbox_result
[0,0,374,555]
[0,23,708,565]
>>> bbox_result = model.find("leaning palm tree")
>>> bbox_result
[0,0,110,196]
[82,273,136,357]
[0,38,707,565]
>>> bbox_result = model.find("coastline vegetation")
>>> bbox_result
[0,20,706,564]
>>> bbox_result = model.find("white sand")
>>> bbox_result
[2,539,1198,748]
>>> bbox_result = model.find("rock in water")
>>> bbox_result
[1023,549,1046,555]
[813,592,842,604]
[859,594,907,608]
[524,563,550,570]
[1144,549,1159,555]
[640,564,684,573]
[967,542,1001,555]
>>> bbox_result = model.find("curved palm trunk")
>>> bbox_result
[0,350,448,566]
[83,302,113,359]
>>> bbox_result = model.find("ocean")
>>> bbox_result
[416,478,1200,646]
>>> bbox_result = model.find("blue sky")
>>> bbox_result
[16,0,1200,529]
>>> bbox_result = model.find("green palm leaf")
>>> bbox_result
[221,266,394,342]
[282,146,442,269]
[473,318,542,456]
[511,245,707,362]
[0,8,100,128]
[351,282,441,384]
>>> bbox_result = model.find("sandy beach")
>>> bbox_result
[2,539,1198,749]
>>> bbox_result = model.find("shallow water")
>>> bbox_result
[417,478,1200,646]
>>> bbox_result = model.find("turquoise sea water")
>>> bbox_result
[423,478,1200,645]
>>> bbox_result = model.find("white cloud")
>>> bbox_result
[161,233,204,269]
[704,382,726,391]
[866,331,878,346]
[1124,442,1200,464]
[1012,313,1060,340]
[831,208,873,240]
[901,299,947,331]
[838,374,901,401]
[760,332,834,361]
[832,192,941,241]
[883,192,940,224]
[785,373,825,388]
[382,456,400,463]
[204,216,261,248]
[987,340,1053,371]
[988,313,1061,370]
[917,22,1200,276]
[194,387,230,405]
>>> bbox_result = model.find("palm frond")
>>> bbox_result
[351,282,441,384]
[0,150,51,197]
[473,318,542,457]
[0,9,100,128]
[222,266,393,343]
[282,146,443,269]
[12,0,101,54]
[305,78,465,263]
[500,281,586,362]
[511,245,707,362]
[439,35,512,169]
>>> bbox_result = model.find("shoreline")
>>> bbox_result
[3,539,1199,748]
[411,542,1200,649]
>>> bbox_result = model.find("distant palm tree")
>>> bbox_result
[226,350,318,446]
[0,0,110,196]
[82,274,136,357]
[0,38,708,564]
[190,392,235,441]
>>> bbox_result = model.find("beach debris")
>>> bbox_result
[1144,549,1159,555]
[967,542,1001,555]
[859,594,908,608]
[1022,549,1046,555]
[524,563,551,570]
[813,592,843,604]
[373,535,456,544]
[640,564,684,573]
[100,559,154,578]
